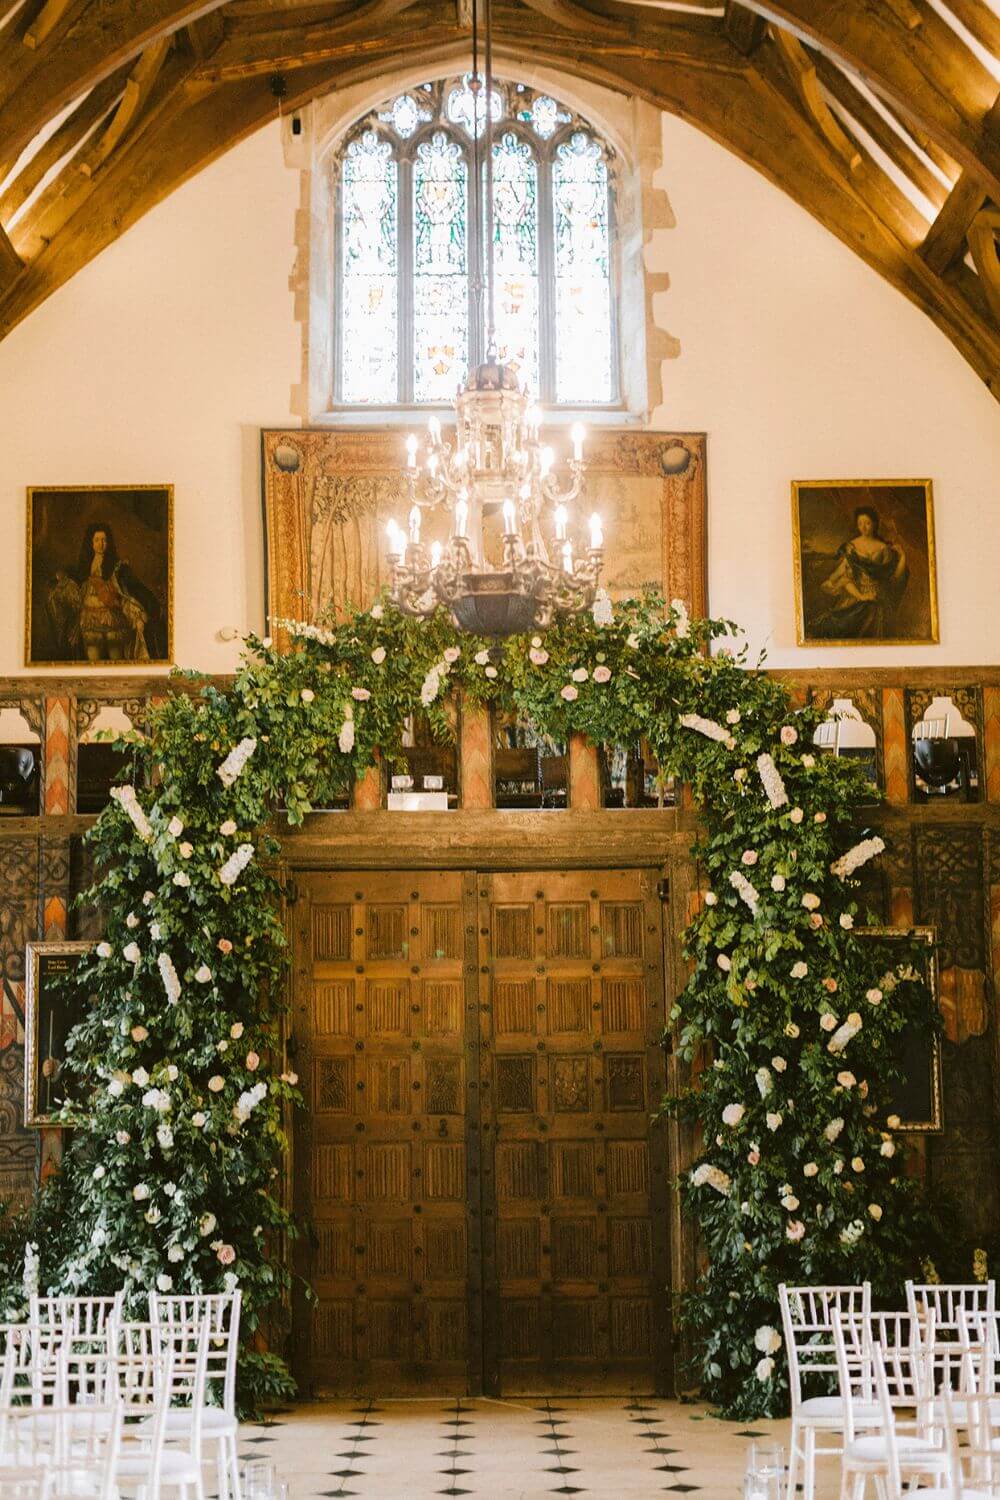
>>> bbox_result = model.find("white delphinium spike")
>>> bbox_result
[690,1162,732,1196]
[110,785,153,842]
[338,704,355,754]
[219,843,254,887]
[680,713,732,745]
[216,737,257,788]
[420,665,443,708]
[729,870,760,916]
[157,952,182,1006]
[591,589,613,626]
[22,1242,39,1303]
[273,618,337,646]
[671,598,691,639]
[756,752,788,809]
[827,1012,863,1055]
[830,836,885,879]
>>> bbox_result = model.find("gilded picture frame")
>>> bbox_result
[791,479,938,647]
[26,485,174,667]
[24,940,92,1128]
[860,926,942,1133]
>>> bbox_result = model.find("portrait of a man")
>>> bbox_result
[792,480,938,646]
[26,486,173,666]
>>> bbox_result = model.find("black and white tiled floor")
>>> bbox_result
[236,1400,823,1498]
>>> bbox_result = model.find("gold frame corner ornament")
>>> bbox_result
[790,478,939,649]
[25,484,175,669]
[24,939,92,1129]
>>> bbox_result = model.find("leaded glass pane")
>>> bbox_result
[446,74,503,137]
[552,131,613,404]
[378,92,432,138]
[529,95,568,138]
[491,131,539,396]
[413,131,469,402]
[340,130,398,405]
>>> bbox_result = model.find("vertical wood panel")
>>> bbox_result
[460,701,492,810]
[984,686,1000,802]
[883,688,909,805]
[568,734,600,810]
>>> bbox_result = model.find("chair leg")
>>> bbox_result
[786,1422,800,1500]
[803,1425,816,1500]
[228,1433,242,1500]
[216,1439,230,1500]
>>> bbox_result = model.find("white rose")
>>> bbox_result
[887,1113,901,1129]
[755,1356,775,1382]
[717,953,731,972]
[839,913,854,929]
[754,1325,781,1355]
[123,943,141,964]
[772,1056,787,1073]
[474,650,490,666]
[156,1274,173,1293]
[803,1162,818,1177]
[199,1213,217,1236]
[781,1194,800,1211]
[722,1104,745,1127]
[142,891,155,905]
[131,1067,149,1087]
[726,709,741,725]
[115,1130,130,1145]
[852,1156,865,1173]
[868,1203,883,1221]
[191,1112,207,1129]
[371,647,386,664]
[880,1140,895,1158]
[820,1013,838,1032]
[132,1184,150,1202]
[208,1076,225,1093]
[194,965,212,984]
[802,754,815,768]
[789,808,804,824]
[168,817,184,837]
[766,1111,783,1132]
[96,942,112,959]
[220,819,237,836]
[741,850,758,866]
[93,1165,105,1181]
[791,961,808,979]
[571,668,589,683]
[178,841,193,859]
[173,872,191,888]
[704,892,717,907]
[125,913,139,930]
[771,875,786,892]
[301,688,315,703]
[150,923,162,941]
[866,988,883,1005]
[801,892,821,911]
[167,1245,185,1263]
[230,1023,244,1039]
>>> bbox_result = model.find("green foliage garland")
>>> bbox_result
[0,593,937,1417]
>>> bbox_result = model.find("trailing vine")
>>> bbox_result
[0,592,937,1417]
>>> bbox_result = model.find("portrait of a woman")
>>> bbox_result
[793,481,938,646]
[26,486,173,666]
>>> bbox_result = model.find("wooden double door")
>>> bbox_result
[290,867,671,1396]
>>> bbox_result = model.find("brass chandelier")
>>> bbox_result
[385,0,605,637]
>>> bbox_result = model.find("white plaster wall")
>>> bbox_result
[651,112,1000,668]
[0,106,997,679]
[0,124,300,678]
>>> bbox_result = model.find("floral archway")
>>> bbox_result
[1,594,937,1418]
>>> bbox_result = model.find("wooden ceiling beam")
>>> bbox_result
[919,168,987,275]
[737,0,1000,202]
[518,0,630,35]
[23,0,77,49]
[0,62,130,224]
[943,0,1000,60]
[723,1,766,57]
[816,55,949,215]
[771,26,861,170]
[968,209,1000,325]
[0,219,22,292]
[0,0,229,165]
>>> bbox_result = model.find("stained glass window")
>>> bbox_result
[336,80,617,408]
[553,131,612,404]
[340,130,398,405]
[413,132,468,402]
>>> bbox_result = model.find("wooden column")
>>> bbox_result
[882,688,909,805]
[40,694,70,1178]
[459,700,492,810]
[568,734,600,810]
[983,685,1000,802]
[353,756,383,810]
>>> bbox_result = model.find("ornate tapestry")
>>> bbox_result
[261,429,707,634]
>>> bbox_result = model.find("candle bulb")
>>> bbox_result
[405,433,418,469]
[454,497,468,538]
[428,414,441,445]
[571,422,586,462]
[589,512,603,549]
[386,520,403,558]
[554,504,568,541]
[409,505,421,544]
[539,445,554,479]
[427,451,438,479]
[430,540,442,567]
[454,446,468,471]
[562,540,573,573]
[502,498,517,534]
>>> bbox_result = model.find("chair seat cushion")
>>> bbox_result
[137,1407,237,1437]
[800,1396,880,1420]
[847,1434,947,1465]
[117,1448,202,1482]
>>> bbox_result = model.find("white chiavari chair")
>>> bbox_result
[117,1317,209,1500]
[149,1292,242,1500]
[779,1282,876,1500]
[834,1308,948,1497]
[906,1280,996,1341]
[30,1296,124,1343]
[0,1402,123,1500]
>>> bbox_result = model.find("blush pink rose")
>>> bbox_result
[217,1244,236,1266]
[217,938,233,955]
[245,1052,260,1072]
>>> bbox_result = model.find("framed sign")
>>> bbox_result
[860,926,942,1133]
[24,940,92,1127]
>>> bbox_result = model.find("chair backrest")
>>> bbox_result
[149,1291,241,1415]
[905,1280,996,1337]
[29,1294,124,1339]
[0,1468,52,1499]
[0,1401,122,1491]
[778,1282,871,1412]
[113,1324,174,1492]
[870,1343,904,1499]
[868,1311,936,1407]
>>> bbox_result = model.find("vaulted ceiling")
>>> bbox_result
[0,0,998,398]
